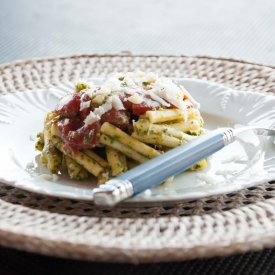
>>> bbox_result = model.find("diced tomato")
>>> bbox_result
[58,117,83,145]
[101,109,130,130]
[71,122,101,148]
[79,107,91,118]
[55,93,81,117]
[57,117,100,148]
[132,102,155,115]
[119,94,133,110]
[58,117,83,135]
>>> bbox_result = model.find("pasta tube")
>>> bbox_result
[187,108,200,119]
[133,119,197,142]
[118,151,128,172]
[167,119,200,133]
[64,155,89,180]
[35,131,44,151]
[132,132,183,148]
[97,172,110,185]
[106,146,125,176]
[42,112,62,174]
[100,122,160,159]
[146,109,184,123]
[99,134,150,163]
[82,149,109,168]
[189,159,207,171]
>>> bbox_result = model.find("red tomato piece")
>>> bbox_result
[132,96,160,115]
[58,117,83,144]
[57,117,100,149]
[132,104,152,115]
[55,93,81,117]
[77,122,101,148]
[119,94,133,110]
[101,109,130,130]
[79,107,91,118]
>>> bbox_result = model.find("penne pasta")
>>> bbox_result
[82,149,109,168]
[106,146,125,176]
[100,122,161,159]
[64,155,89,180]
[146,109,184,123]
[133,118,197,142]
[166,119,200,133]
[131,132,184,148]
[35,131,44,151]
[42,113,62,174]
[189,159,207,171]
[99,134,150,163]
[187,108,200,119]
[118,151,128,172]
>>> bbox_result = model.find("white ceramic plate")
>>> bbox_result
[0,79,275,207]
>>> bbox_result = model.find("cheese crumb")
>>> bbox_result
[197,173,216,184]
[112,95,125,110]
[215,169,238,176]
[128,93,144,104]
[39,174,52,181]
[30,134,36,141]
[80,100,91,111]
[84,100,112,125]
[52,174,60,181]
[26,161,35,168]
[102,171,109,179]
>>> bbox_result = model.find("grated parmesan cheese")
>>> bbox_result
[102,171,109,179]
[52,174,60,181]
[215,169,238,176]
[145,90,170,107]
[124,77,135,87]
[145,72,158,82]
[84,100,112,125]
[128,93,144,104]
[197,173,216,184]
[123,88,136,95]
[111,95,125,110]
[84,112,100,125]
[84,89,96,98]
[180,85,201,109]
[221,155,248,164]
[79,100,91,111]
[104,77,123,91]
[29,134,36,141]
[39,174,52,181]
[80,71,200,127]
[26,161,35,168]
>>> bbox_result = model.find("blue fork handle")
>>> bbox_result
[93,128,235,206]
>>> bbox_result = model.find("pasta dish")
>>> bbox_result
[35,72,208,184]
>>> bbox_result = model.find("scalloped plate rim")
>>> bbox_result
[0,78,275,207]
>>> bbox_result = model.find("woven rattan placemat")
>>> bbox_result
[1,53,275,263]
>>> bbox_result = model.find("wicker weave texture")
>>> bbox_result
[1,54,275,263]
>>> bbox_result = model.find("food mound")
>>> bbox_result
[35,72,207,185]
